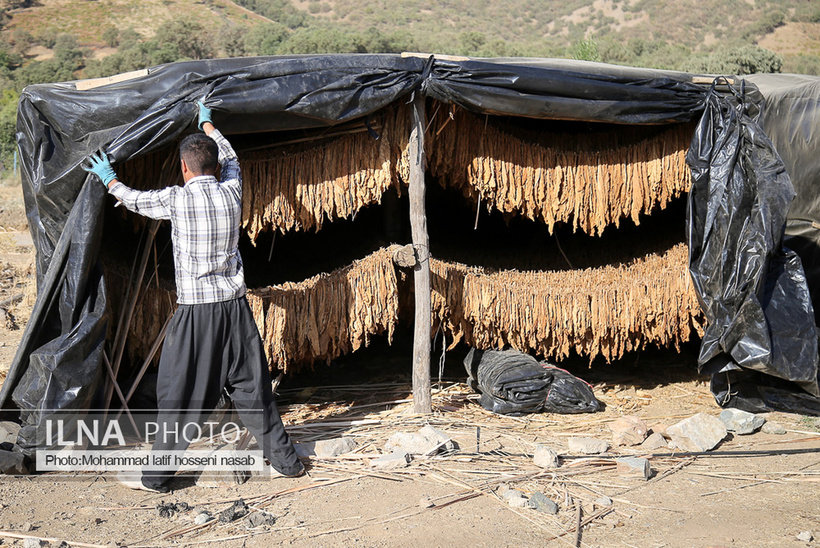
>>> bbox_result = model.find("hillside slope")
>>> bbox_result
[1,0,820,75]
[6,0,273,44]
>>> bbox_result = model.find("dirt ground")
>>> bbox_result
[0,181,819,548]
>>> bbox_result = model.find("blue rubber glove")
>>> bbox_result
[83,152,118,188]
[197,101,213,130]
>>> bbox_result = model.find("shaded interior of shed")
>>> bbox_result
[99,99,703,397]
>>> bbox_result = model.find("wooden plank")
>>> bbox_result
[691,76,736,86]
[408,94,432,414]
[401,52,469,62]
[74,69,150,91]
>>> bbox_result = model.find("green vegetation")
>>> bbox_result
[0,0,818,174]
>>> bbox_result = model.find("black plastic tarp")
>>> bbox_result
[744,74,820,319]
[3,54,819,450]
[687,81,820,412]
[464,348,600,415]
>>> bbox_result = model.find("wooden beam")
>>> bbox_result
[408,93,432,414]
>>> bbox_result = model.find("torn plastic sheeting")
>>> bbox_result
[464,348,601,415]
[686,82,820,402]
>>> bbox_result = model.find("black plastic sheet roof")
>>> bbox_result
[3,54,818,447]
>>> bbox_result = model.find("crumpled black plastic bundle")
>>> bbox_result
[464,348,600,415]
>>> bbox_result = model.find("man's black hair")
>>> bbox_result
[180,133,219,175]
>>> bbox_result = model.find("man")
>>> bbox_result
[84,102,304,493]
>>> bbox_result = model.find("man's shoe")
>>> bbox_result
[116,471,170,493]
[268,463,305,478]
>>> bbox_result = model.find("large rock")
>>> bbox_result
[533,444,560,468]
[295,437,358,458]
[385,432,433,455]
[640,432,668,451]
[315,437,357,457]
[418,425,457,454]
[616,457,651,480]
[386,427,457,456]
[609,416,648,446]
[567,437,609,455]
[666,413,727,452]
[761,421,787,435]
[719,409,765,435]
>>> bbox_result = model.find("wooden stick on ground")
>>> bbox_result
[0,531,108,548]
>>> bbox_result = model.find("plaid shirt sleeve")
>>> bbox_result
[108,182,175,220]
[210,129,241,189]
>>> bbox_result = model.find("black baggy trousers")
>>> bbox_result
[142,296,302,489]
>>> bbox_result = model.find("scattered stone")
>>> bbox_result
[385,432,434,455]
[22,522,33,532]
[616,457,651,480]
[651,424,670,439]
[640,432,668,451]
[495,483,511,495]
[500,489,525,502]
[0,422,20,444]
[418,425,458,454]
[532,445,560,469]
[761,421,787,435]
[314,437,357,458]
[218,500,248,523]
[506,494,528,508]
[23,538,45,548]
[666,413,727,452]
[610,415,648,446]
[245,512,275,529]
[719,408,765,435]
[384,427,458,456]
[295,437,358,458]
[527,492,559,514]
[797,531,813,542]
[418,497,434,508]
[595,496,613,507]
[194,512,212,525]
[370,451,411,470]
[0,450,28,475]
[567,437,609,455]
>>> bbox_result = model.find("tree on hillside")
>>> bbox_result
[244,22,289,56]
[684,45,782,76]
[154,18,214,60]
[219,24,246,57]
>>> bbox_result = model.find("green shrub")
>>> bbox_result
[102,27,119,48]
[571,38,601,62]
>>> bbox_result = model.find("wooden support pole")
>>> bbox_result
[408,93,432,414]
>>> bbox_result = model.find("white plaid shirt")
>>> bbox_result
[109,129,246,305]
